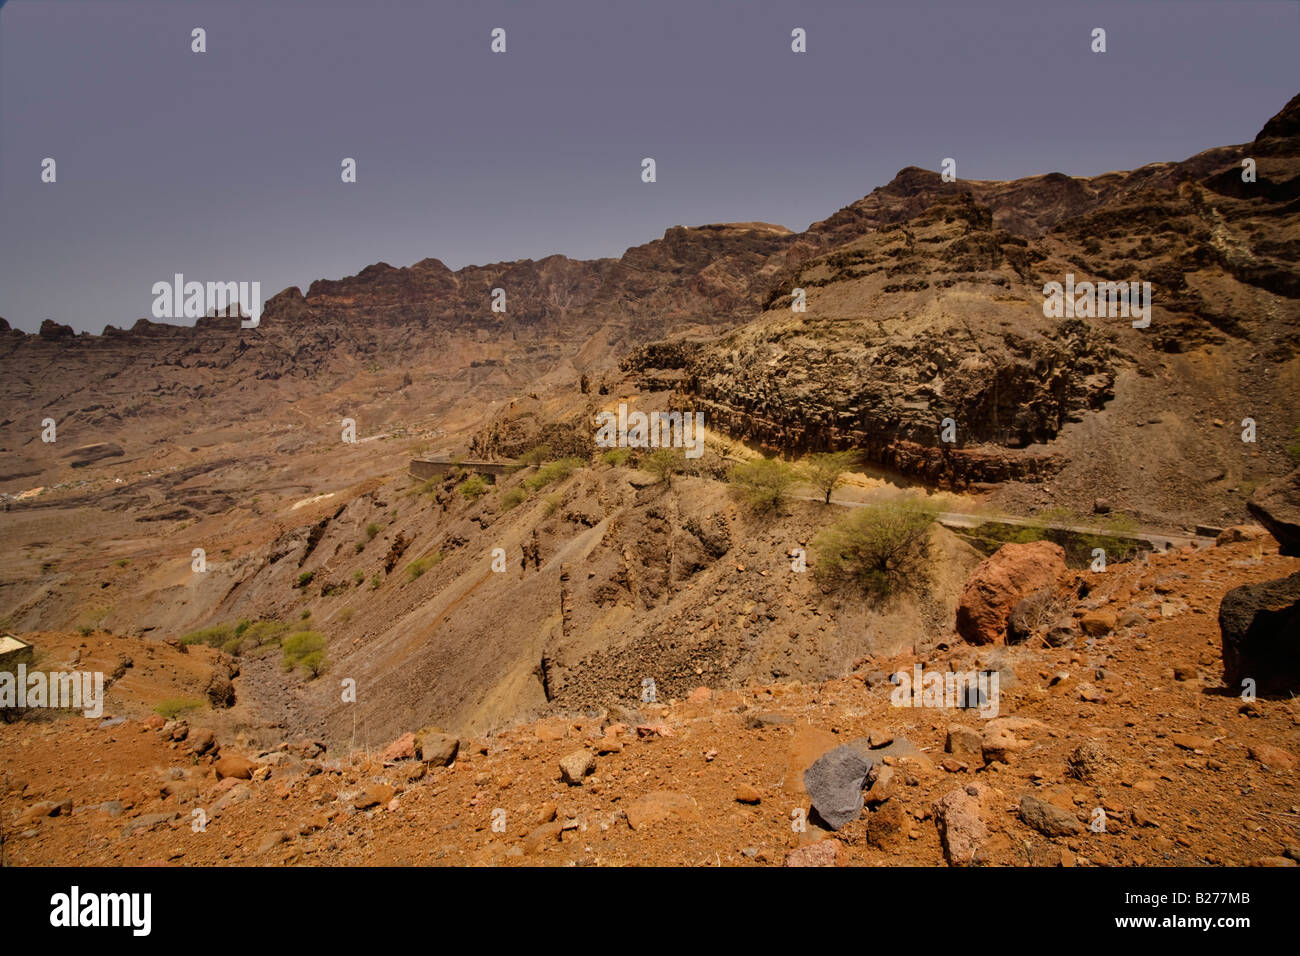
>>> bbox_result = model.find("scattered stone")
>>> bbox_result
[744,712,793,730]
[559,750,596,786]
[1065,741,1114,782]
[933,787,987,865]
[381,732,417,763]
[946,725,984,764]
[784,726,840,798]
[120,811,180,838]
[626,791,699,830]
[1216,525,1269,546]
[1080,610,1117,637]
[803,744,873,830]
[258,830,291,853]
[523,821,565,854]
[1045,622,1080,648]
[213,755,257,781]
[416,730,460,766]
[864,765,896,805]
[981,725,1029,765]
[1247,743,1297,772]
[1020,794,1083,837]
[635,723,674,738]
[956,541,1069,645]
[866,798,906,847]
[1246,467,1300,556]
[1077,682,1105,703]
[734,783,761,804]
[186,728,216,756]
[352,783,396,810]
[1170,733,1216,752]
[1219,570,1300,696]
[784,840,839,867]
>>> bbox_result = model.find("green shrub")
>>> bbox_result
[643,448,683,486]
[517,444,553,467]
[296,571,315,589]
[370,574,382,589]
[1288,425,1300,464]
[352,569,364,585]
[813,500,938,600]
[365,522,381,540]
[179,624,234,648]
[524,457,583,492]
[243,620,288,647]
[500,486,527,510]
[802,450,860,504]
[406,553,443,580]
[154,697,203,719]
[543,493,562,516]
[728,458,799,514]
[600,447,632,467]
[281,630,327,674]
[458,475,490,500]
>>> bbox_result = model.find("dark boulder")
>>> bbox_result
[1247,468,1300,557]
[1219,570,1300,696]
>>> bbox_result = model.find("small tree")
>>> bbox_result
[299,650,326,678]
[643,448,682,487]
[458,475,490,499]
[281,630,327,674]
[803,450,860,504]
[813,500,937,600]
[729,458,799,514]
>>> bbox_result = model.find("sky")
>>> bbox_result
[1,0,1297,334]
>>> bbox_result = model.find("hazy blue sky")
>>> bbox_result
[1,0,1297,333]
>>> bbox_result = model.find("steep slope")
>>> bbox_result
[627,96,1300,529]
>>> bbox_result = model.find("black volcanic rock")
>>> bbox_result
[1219,571,1300,696]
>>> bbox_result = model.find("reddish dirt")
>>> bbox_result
[3,536,1297,867]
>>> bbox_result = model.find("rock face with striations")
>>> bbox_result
[625,95,1300,514]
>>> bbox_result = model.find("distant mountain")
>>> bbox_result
[625,94,1300,527]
